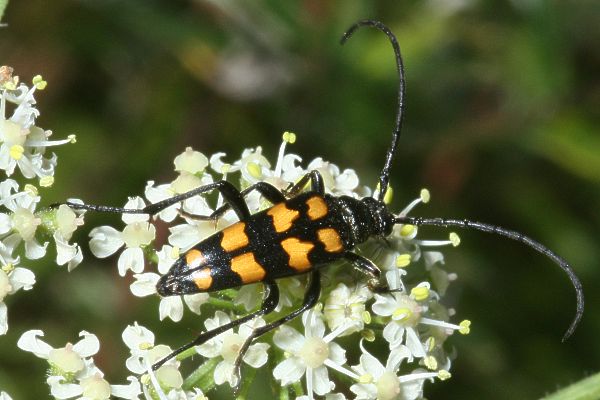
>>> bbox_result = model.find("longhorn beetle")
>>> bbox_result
[64,20,584,384]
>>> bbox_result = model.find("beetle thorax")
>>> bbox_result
[330,195,394,246]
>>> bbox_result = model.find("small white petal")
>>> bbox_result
[372,294,396,317]
[54,233,79,266]
[312,365,334,396]
[89,226,124,258]
[273,325,304,353]
[0,213,12,234]
[213,360,236,386]
[110,376,142,399]
[183,293,209,315]
[121,197,148,224]
[130,273,160,297]
[47,375,83,399]
[24,238,47,260]
[0,303,7,335]
[72,331,100,358]
[405,328,426,357]
[122,323,155,350]
[159,296,184,322]
[117,247,145,276]
[350,382,377,399]
[17,329,53,358]
[383,322,404,348]
[273,357,305,385]
[9,267,35,292]
[327,342,347,366]
[243,342,269,368]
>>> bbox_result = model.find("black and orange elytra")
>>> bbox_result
[64,20,584,386]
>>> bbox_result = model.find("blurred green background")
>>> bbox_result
[0,1,598,399]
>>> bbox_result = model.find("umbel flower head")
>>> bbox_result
[0,67,82,336]
[80,132,470,400]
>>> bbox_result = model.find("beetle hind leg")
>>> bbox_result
[231,271,321,394]
[151,281,280,371]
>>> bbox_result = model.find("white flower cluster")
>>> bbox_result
[0,66,82,336]
[80,132,470,399]
[17,329,141,399]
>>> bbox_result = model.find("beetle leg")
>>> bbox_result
[231,270,321,394]
[344,251,389,293]
[151,281,280,371]
[63,180,251,220]
[284,170,324,197]
[184,181,287,222]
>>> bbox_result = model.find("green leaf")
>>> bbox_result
[541,372,600,400]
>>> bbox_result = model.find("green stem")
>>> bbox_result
[541,372,600,400]
[279,386,290,400]
[182,357,219,390]
[292,381,304,398]
[207,296,243,311]
[0,0,7,23]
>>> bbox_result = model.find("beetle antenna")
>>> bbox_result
[341,20,405,202]
[394,216,584,340]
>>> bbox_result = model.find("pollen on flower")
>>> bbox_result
[359,373,373,384]
[362,329,376,342]
[395,253,411,268]
[24,184,38,196]
[9,144,24,160]
[426,337,436,352]
[450,232,460,247]
[400,224,415,238]
[424,355,438,370]
[282,131,296,144]
[170,246,180,259]
[392,307,412,321]
[32,75,47,90]
[1,262,13,274]
[459,320,471,335]
[247,161,263,179]
[39,176,54,187]
[140,374,151,385]
[411,286,430,301]
[138,341,153,351]
[0,66,18,90]
[438,370,452,380]
[362,310,372,324]
[383,185,393,204]
[420,188,430,203]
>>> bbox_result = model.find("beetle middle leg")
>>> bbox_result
[284,170,325,197]
[180,181,287,222]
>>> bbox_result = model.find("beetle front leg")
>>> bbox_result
[63,180,251,220]
[344,252,389,293]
